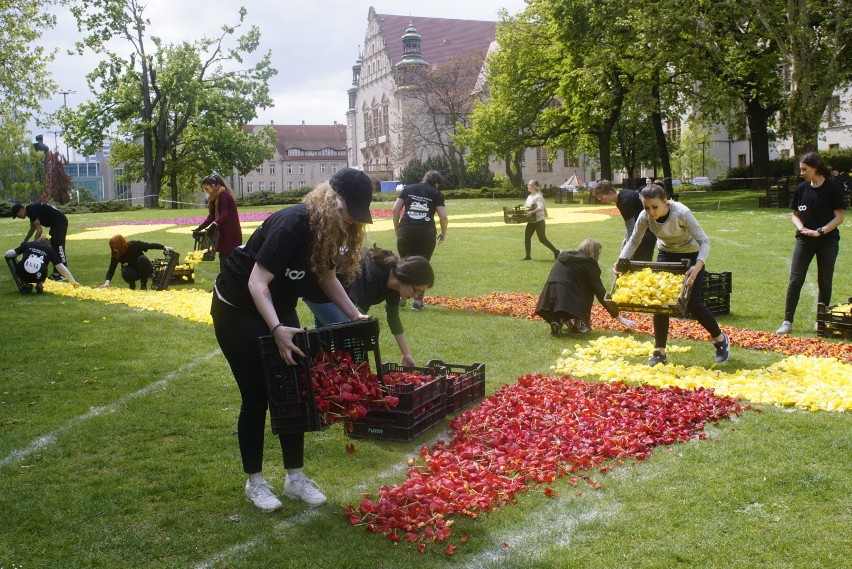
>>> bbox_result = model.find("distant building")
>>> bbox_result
[234,122,348,196]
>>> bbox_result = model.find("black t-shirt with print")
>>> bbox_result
[13,241,61,283]
[25,203,67,227]
[398,183,445,232]
[215,204,323,316]
[789,179,846,240]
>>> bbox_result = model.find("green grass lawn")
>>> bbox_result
[0,192,850,568]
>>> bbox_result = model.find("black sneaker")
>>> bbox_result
[575,322,592,334]
[522,256,531,261]
[714,333,730,363]
[411,300,425,310]
[647,350,668,366]
[48,273,66,282]
[550,321,562,337]
[35,282,44,294]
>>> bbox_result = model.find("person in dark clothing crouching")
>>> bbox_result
[100,234,173,290]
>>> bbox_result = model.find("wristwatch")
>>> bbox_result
[817,227,825,235]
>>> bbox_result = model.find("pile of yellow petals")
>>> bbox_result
[552,336,851,412]
[183,250,206,269]
[43,280,212,325]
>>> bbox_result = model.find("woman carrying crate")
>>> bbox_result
[522,180,560,261]
[211,168,373,512]
[304,246,434,367]
[616,183,729,366]
[193,174,243,271]
[100,235,173,290]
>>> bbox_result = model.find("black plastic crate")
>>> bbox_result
[151,250,180,291]
[426,360,486,413]
[192,229,216,262]
[816,296,852,340]
[703,295,731,316]
[503,206,531,224]
[345,400,446,442]
[703,272,732,297]
[555,188,577,204]
[380,363,445,412]
[259,319,383,434]
[606,259,693,317]
[169,264,195,284]
[6,256,30,293]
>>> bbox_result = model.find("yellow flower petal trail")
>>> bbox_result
[43,281,212,325]
[552,336,851,412]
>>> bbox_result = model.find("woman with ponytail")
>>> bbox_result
[194,174,243,269]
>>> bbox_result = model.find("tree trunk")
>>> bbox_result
[745,98,772,179]
[170,144,179,209]
[505,151,524,188]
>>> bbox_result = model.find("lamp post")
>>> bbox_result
[56,89,76,160]
[699,139,708,177]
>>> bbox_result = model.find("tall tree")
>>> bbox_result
[62,1,275,207]
[746,0,852,155]
[0,131,43,202]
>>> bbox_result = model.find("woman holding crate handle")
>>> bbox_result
[211,168,373,511]
[615,183,729,366]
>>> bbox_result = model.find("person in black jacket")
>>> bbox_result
[535,238,635,336]
[100,234,173,290]
[12,202,70,280]
[593,180,656,262]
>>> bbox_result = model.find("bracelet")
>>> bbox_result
[271,322,286,333]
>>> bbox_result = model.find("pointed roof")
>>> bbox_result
[561,173,586,188]
[374,12,497,67]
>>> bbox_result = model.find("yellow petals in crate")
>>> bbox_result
[833,303,852,314]
[611,268,683,306]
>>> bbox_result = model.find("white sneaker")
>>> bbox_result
[245,477,283,512]
[284,474,328,505]
[775,320,792,335]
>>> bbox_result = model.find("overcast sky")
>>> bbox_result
[33,0,528,154]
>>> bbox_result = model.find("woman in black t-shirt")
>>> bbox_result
[100,234,173,290]
[776,152,846,334]
[211,168,374,512]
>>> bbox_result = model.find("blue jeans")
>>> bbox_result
[303,299,348,328]
[783,236,839,322]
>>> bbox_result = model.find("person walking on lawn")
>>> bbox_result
[522,180,560,261]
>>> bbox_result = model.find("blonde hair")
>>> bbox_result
[577,238,602,261]
[527,179,540,189]
[302,182,366,284]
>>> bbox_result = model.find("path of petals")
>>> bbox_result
[552,336,852,412]
[427,292,852,363]
[346,374,742,549]
[43,281,212,325]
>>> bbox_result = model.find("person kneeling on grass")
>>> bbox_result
[6,237,81,293]
[535,238,635,336]
[616,183,729,366]
[304,245,434,367]
[100,234,173,291]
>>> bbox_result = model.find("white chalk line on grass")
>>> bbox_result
[0,349,220,469]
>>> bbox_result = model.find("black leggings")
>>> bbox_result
[783,236,839,322]
[524,220,559,257]
[653,250,721,348]
[49,221,68,271]
[211,294,305,473]
[121,255,154,289]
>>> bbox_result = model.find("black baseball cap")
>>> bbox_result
[329,168,373,224]
[11,203,23,218]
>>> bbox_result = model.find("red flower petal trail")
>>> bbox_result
[346,374,742,549]
[427,293,852,363]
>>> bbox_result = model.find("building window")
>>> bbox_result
[299,180,306,188]
[258,182,265,192]
[256,165,263,176]
[738,154,747,167]
[589,170,596,181]
[666,119,682,142]
[563,151,579,168]
[829,143,840,150]
[332,164,339,174]
[270,181,276,192]
[299,163,304,175]
[269,163,276,175]
[536,146,552,173]
[780,149,790,159]
[320,163,327,174]
[246,181,253,193]
[287,164,293,175]
[287,181,293,190]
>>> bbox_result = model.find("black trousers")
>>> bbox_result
[524,220,559,257]
[653,250,722,348]
[49,221,68,272]
[211,293,305,473]
[783,236,839,322]
[121,255,153,289]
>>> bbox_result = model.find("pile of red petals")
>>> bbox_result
[310,350,398,424]
[383,371,437,387]
[427,292,852,363]
[345,374,742,550]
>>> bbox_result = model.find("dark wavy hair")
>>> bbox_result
[368,245,434,288]
[422,170,442,187]
[799,151,832,178]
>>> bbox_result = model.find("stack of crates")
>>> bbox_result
[259,319,383,434]
[427,360,486,413]
[346,363,447,441]
[555,188,577,204]
[759,185,790,208]
[816,296,852,340]
[702,271,732,316]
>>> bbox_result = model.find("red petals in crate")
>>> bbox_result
[345,374,742,550]
[383,371,437,387]
[310,350,397,424]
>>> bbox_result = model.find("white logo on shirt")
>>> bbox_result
[798,205,807,211]
[285,268,305,280]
